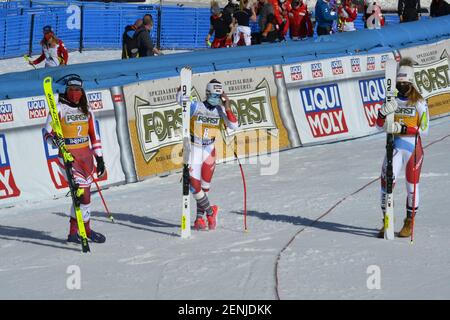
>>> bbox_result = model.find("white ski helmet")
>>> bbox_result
[396,65,415,84]
[206,79,223,97]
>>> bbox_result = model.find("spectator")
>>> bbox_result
[232,0,257,46]
[223,0,240,16]
[277,0,290,41]
[287,0,314,40]
[256,0,278,43]
[430,0,450,17]
[122,18,142,59]
[143,13,153,26]
[134,15,161,57]
[30,25,68,68]
[315,0,338,35]
[206,1,234,48]
[398,0,421,23]
[338,0,358,32]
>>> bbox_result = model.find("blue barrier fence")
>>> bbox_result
[0,0,403,59]
[1,15,449,101]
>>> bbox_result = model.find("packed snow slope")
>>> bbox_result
[1,116,450,299]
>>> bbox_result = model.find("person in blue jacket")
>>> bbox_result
[315,0,338,35]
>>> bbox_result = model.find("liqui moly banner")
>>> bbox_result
[358,77,386,128]
[286,77,382,145]
[0,134,21,200]
[301,84,349,138]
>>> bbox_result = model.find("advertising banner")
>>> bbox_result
[123,67,291,179]
[399,40,450,118]
[0,90,124,207]
[282,52,397,145]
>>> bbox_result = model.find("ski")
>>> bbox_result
[180,67,192,239]
[384,59,397,240]
[43,76,90,253]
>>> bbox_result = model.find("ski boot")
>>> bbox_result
[207,205,219,230]
[88,230,106,243]
[398,217,413,238]
[194,215,207,231]
[67,233,81,244]
[84,220,106,243]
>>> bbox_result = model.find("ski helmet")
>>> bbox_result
[206,79,223,106]
[43,25,53,34]
[206,79,223,96]
[396,65,414,84]
[66,75,83,88]
[65,75,84,104]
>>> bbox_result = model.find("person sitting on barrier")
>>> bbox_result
[206,1,234,48]
[134,15,162,57]
[29,25,68,68]
[337,0,358,32]
[287,0,314,40]
[315,0,338,36]
[122,18,142,59]
[232,0,257,46]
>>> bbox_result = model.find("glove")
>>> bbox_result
[95,156,105,178]
[52,135,65,149]
[380,100,398,117]
[384,121,406,134]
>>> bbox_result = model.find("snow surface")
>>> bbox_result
[1,116,450,300]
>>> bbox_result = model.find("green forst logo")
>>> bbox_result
[415,63,449,95]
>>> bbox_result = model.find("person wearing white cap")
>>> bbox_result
[376,58,429,238]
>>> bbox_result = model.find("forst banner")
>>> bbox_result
[123,66,291,179]
[399,39,450,118]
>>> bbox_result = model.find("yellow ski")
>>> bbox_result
[43,76,90,253]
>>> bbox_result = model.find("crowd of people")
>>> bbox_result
[205,0,450,48]
[26,0,450,67]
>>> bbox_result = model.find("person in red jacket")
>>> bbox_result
[338,0,358,32]
[287,0,314,39]
[30,25,68,68]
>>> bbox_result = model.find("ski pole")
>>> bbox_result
[77,160,114,223]
[410,126,421,244]
[23,55,37,69]
[234,151,247,232]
